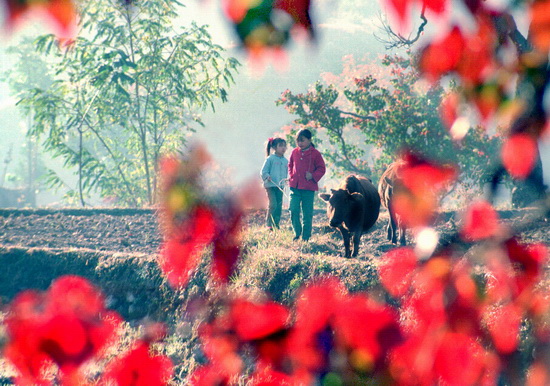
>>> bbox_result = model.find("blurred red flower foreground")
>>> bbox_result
[4,276,173,385]
[3,148,548,385]
[189,235,548,385]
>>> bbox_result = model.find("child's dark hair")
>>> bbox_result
[266,137,286,156]
[296,129,314,147]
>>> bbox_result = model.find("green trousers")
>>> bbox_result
[289,188,315,240]
[266,187,283,228]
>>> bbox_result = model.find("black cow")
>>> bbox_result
[378,161,407,245]
[319,175,380,258]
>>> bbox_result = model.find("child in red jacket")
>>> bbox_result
[288,129,326,241]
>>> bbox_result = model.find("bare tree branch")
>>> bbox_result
[374,11,428,50]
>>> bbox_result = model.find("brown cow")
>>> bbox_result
[319,175,380,258]
[378,161,407,245]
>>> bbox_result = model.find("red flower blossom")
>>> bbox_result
[158,151,245,289]
[501,133,538,179]
[485,302,523,354]
[293,278,345,334]
[159,205,217,288]
[433,331,491,385]
[230,299,290,341]
[102,341,174,386]
[274,0,313,32]
[4,0,76,35]
[505,238,547,296]
[391,152,457,228]
[4,276,121,384]
[460,200,501,241]
[282,278,350,374]
[197,321,244,381]
[530,0,550,53]
[378,247,418,297]
[332,294,402,370]
[419,26,465,82]
[420,15,497,90]
[385,0,448,29]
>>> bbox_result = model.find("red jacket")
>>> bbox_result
[288,146,326,191]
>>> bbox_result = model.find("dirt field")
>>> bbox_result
[0,206,548,320]
[2,207,548,255]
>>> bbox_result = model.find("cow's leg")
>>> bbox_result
[399,223,407,246]
[351,231,361,257]
[339,227,351,258]
[386,217,392,241]
[389,209,398,244]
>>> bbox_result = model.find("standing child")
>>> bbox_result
[288,129,326,241]
[260,137,288,230]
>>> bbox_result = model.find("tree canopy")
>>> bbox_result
[277,53,501,195]
[11,0,240,206]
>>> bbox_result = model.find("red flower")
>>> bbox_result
[530,0,550,53]
[158,205,217,288]
[391,152,457,228]
[102,341,174,386]
[419,16,497,89]
[505,238,547,295]
[294,278,345,334]
[4,276,121,384]
[158,152,246,289]
[433,331,490,385]
[501,133,538,179]
[385,0,448,29]
[274,0,313,32]
[285,278,349,372]
[4,0,76,35]
[230,299,290,341]
[332,294,402,370]
[419,26,465,82]
[378,247,418,297]
[456,16,497,85]
[460,200,500,241]
[485,302,522,354]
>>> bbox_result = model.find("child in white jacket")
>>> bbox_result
[260,137,288,230]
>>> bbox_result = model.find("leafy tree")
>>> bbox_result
[12,0,239,206]
[277,53,501,192]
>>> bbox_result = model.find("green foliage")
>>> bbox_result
[277,54,501,190]
[11,0,240,206]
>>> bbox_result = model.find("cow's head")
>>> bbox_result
[319,189,363,228]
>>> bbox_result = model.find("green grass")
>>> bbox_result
[231,224,381,304]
